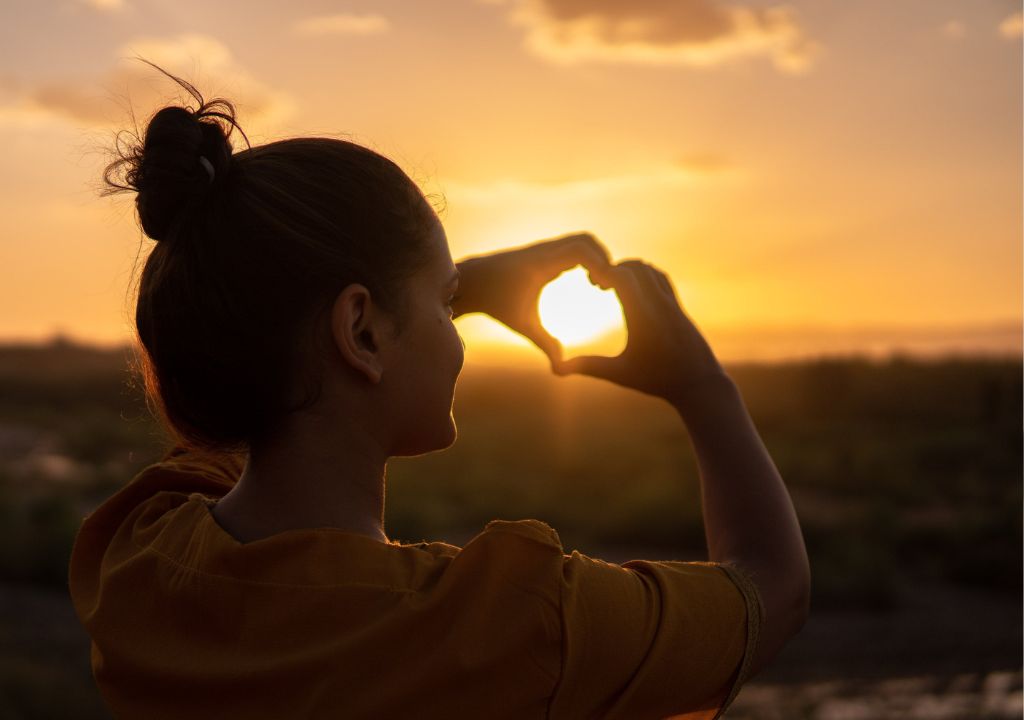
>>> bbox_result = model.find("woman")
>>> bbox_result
[68,67,810,719]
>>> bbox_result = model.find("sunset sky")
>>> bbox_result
[1,0,1021,364]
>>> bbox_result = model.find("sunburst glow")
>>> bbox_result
[538,267,626,353]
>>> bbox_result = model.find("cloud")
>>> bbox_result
[5,34,294,131]
[444,162,743,207]
[488,0,820,74]
[0,77,81,129]
[0,100,72,130]
[292,13,391,36]
[78,0,127,12]
[31,83,114,125]
[940,20,965,40]
[675,152,731,174]
[115,34,297,126]
[998,11,1022,39]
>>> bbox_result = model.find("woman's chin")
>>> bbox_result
[431,415,458,451]
[395,416,457,457]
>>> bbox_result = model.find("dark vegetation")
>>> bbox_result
[0,338,1020,718]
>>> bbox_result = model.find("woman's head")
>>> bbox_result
[108,66,464,457]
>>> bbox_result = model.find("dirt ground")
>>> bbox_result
[728,581,1023,719]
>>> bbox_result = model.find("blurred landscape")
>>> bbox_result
[0,338,1020,718]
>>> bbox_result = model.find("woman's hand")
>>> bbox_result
[454,232,613,369]
[552,259,728,411]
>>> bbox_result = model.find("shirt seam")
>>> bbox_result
[543,560,568,720]
[708,562,764,720]
[131,538,421,593]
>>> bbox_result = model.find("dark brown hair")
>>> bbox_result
[105,63,441,455]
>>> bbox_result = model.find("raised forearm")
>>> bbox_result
[669,371,811,676]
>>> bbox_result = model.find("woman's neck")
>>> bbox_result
[210,419,390,544]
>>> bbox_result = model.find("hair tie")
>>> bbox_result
[198,155,215,183]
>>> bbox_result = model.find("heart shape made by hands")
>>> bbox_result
[537,266,626,359]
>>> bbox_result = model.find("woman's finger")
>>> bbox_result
[651,266,674,297]
[608,260,660,325]
[521,319,563,367]
[553,352,621,382]
[606,259,644,305]
[617,260,677,310]
[534,232,613,277]
[644,264,682,310]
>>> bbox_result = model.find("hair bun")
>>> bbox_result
[133,106,231,241]
[102,63,247,243]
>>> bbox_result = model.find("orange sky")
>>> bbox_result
[1,0,1021,363]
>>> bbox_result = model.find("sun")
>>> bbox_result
[537,266,626,354]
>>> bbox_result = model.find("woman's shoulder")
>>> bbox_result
[155,442,246,488]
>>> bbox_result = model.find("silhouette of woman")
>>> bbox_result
[68,64,810,720]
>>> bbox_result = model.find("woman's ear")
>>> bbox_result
[331,284,386,384]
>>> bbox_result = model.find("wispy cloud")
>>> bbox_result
[78,0,127,13]
[292,13,391,36]
[115,34,297,126]
[444,162,743,207]
[998,11,1022,39]
[486,0,820,74]
[675,153,732,174]
[2,34,294,130]
[941,20,966,40]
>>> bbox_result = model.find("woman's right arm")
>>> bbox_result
[553,259,811,679]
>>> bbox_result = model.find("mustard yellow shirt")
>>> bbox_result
[68,445,763,719]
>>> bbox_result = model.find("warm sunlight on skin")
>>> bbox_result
[538,267,627,354]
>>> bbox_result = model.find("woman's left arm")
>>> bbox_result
[452,232,614,368]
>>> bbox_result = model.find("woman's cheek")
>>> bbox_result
[452,327,465,374]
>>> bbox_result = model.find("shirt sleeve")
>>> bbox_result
[549,550,764,720]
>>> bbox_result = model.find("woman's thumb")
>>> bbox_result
[552,354,618,381]
[524,325,563,368]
